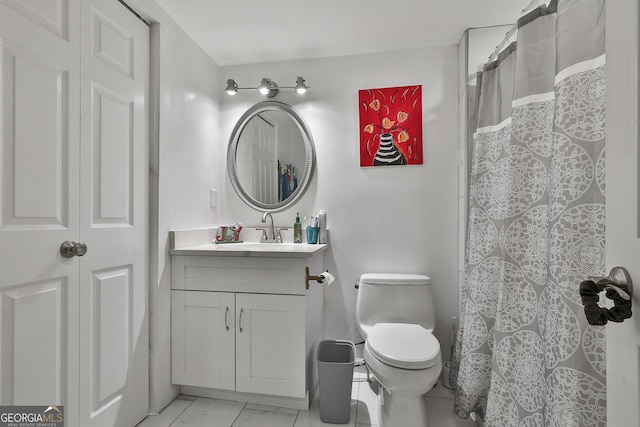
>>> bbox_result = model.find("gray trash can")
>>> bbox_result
[317,340,356,424]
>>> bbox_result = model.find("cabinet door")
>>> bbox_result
[172,291,235,390]
[236,293,305,398]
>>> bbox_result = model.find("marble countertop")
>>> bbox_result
[169,228,328,258]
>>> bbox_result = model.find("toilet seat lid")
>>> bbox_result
[366,323,440,370]
[360,273,431,286]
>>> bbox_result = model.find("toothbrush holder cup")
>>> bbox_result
[306,227,320,244]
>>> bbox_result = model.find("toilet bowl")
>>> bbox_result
[355,273,442,427]
[363,323,442,427]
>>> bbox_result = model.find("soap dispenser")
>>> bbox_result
[294,213,302,243]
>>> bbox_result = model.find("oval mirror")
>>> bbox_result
[227,101,316,212]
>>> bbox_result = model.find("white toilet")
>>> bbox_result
[355,273,442,427]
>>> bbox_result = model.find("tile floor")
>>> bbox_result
[137,369,476,427]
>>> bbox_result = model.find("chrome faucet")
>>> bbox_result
[261,212,275,242]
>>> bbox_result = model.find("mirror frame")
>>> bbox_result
[227,101,316,212]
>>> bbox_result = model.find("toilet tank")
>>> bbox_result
[355,273,434,338]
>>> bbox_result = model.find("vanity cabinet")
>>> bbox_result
[171,290,305,398]
[169,234,326,409]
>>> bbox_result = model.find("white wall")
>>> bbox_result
[218,46,460,364]
[468,25,513,77]
[129,0,224,413]
[154,25,222,413]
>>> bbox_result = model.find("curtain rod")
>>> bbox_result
[487,0,548,62]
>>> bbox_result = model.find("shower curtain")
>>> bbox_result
[452,0,606,425]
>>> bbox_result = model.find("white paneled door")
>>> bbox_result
[79,1,148,426]
[0,2,82,426]
[0,0,149,426]
[605,0,640,425]
[237,116,277,204]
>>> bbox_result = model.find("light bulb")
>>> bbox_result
[258,78,271,95]
[295,76,308,95]
[225,79,238,95]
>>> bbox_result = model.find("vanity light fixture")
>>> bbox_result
[225,76,309,98]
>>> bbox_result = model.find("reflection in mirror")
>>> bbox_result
[227,101,315,212]
[235,111,305,204]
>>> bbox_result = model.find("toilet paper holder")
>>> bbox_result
[306,267,329,289]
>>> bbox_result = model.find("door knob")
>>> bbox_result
[589,266,633,300]
[60,241,88,258]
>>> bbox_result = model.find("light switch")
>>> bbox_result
[210,189,218,209]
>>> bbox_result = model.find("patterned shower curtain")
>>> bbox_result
[451,0,606,425]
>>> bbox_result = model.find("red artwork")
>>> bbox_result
[359,85,423,167]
